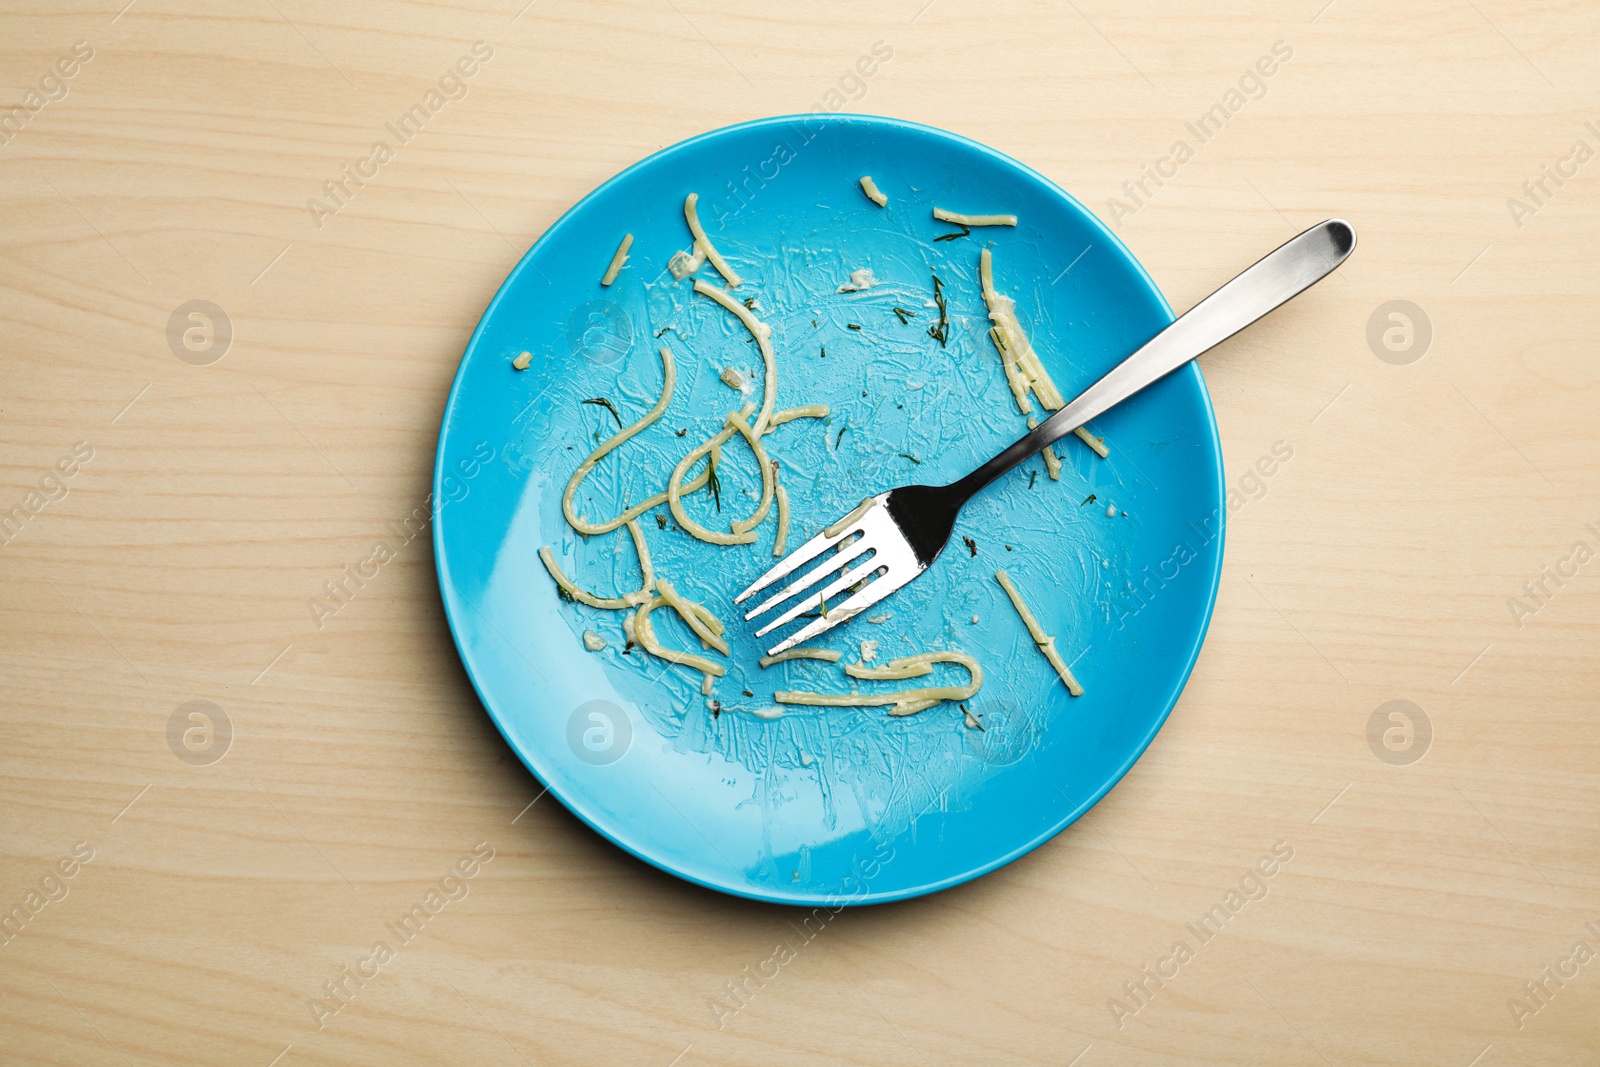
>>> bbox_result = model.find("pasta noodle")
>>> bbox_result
[654,578,730,655]
[823,496,876,539]
[562,346,712,535]
[758,647,843,668]
[537,519,655,609]
[600,233,632,286]
[843,660,929,682]
[1027,417,1062,481]
[995,569,1083,696]
[775,650,982,716]
[859,175,888,207]
[725,412,776,536]
[989,326,1034,416]
[633,595,726,677]
[981,248,1112,460]
[772,482,790,557]
[757,407,826,553]
[934,208,1017,227]
[684,193,742,288]
[693,279,777,435]
[1073,426,1109,458]
[668,404,758,545]
[980,249,1064,409]
[770,404,829,426]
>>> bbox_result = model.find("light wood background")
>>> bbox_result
[3,0,1598,1064]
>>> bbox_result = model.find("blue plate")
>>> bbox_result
[434,115,1223,905]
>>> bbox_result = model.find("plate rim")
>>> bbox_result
[432,112,1226,906]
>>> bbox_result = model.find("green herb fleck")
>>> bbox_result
[820,345,826,359]
[933,222,972,242]
[835,424,849,450]
[1079,493,1097,507]
[675,428,687,437]
[846,323,861,331]
[898,452,921,464]
[743,297,756,310]
[556,585,575,603]
[654,325,674,338]
[1028,470,1038,489]
[582,396,623,429]
[707,453,723,512]
[928,274,949,347]
[963,536,977,557]
[892,306,916,324]
[656,513,667,530]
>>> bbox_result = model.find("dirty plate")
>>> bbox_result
[434,114,1224,905]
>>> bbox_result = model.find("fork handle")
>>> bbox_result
[948,219,1355,501]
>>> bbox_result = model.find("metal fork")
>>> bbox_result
[736,219,1356,654]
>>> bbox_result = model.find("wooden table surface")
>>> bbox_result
[4,1,1598,1064]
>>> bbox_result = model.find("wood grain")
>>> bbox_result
[2,0,1598,1063]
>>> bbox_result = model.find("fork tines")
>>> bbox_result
[735,493,920,655]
